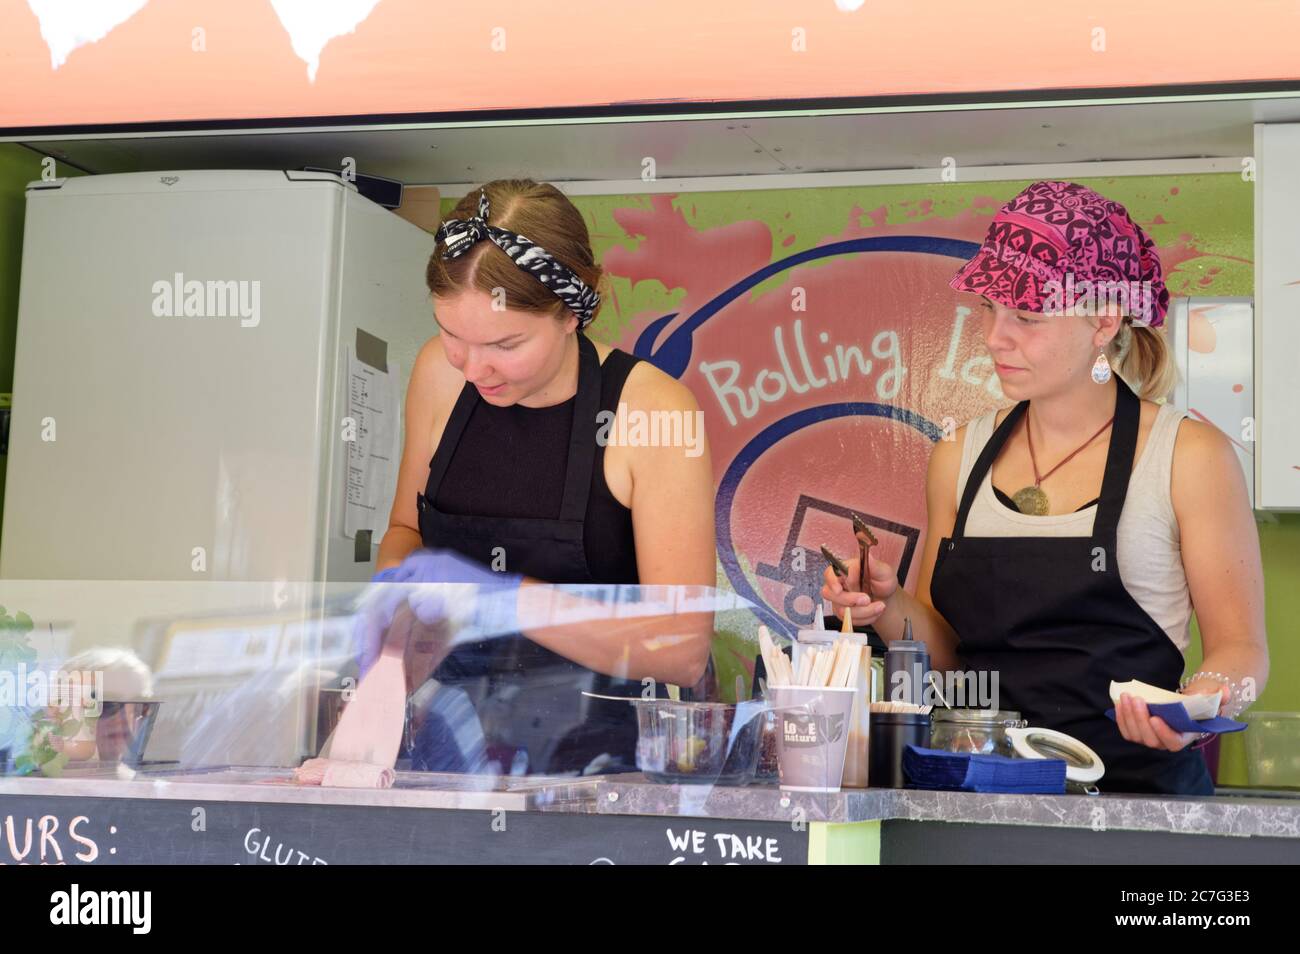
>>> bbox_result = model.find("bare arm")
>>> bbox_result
[376,337,454,572]
[519,367,717,687]
[1116,417,1269,752]
[1172,419,1268,703]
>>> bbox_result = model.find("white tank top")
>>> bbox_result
[955,402,1192,653]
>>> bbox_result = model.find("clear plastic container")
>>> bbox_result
[634,699,764,785]
[1243,711,1300,788]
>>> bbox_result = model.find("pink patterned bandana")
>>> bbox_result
[949,181,1169,327]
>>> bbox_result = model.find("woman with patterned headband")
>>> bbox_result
[823,181,1268,795]
[370,179,716,776]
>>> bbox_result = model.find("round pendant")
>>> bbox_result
[1011,485,1050,515]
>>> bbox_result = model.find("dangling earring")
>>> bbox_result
[1091,349,1112,384]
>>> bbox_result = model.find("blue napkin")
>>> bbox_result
[1105,702,1247,735]
[902,744,1067,794]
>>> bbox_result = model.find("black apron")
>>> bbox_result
[930,377,1212,795]
[413,333,649,775]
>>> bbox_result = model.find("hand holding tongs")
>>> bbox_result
[819,545,856,635]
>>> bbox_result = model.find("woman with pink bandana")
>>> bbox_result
[824,181,1268,795]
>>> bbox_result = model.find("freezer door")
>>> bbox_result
[318,187,435,584]
[2,174,340,581]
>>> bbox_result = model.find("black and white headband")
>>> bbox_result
[434,189,601,329]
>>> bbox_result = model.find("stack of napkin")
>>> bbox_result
[1104,703,1247,735]
[1106,679,1247,735]
[902,744,1066,794]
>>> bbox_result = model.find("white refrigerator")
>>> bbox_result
[1,169,435,584]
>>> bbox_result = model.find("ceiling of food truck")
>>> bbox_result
[16,96,1300,187]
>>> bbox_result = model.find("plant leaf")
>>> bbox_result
[40,751,70,778]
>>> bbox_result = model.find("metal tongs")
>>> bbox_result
[851,513,878,600]
[819,544,849,580]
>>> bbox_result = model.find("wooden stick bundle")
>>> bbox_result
[868,700,934,715]
[758,625,865,689]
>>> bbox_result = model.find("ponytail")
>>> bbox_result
[1109,319,1177,401]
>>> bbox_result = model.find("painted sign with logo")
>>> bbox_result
[580,178,1251,678]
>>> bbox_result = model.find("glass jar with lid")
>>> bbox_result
[929,709,1027,757]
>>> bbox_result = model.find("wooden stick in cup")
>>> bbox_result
[796,650,813,687]
[757,630,773,685]
[829,639,852,688]
[812,647,834,688]
[827,639,845,687]
[844,643,864,691]
[838,639,856,686]
[758,625,786,687]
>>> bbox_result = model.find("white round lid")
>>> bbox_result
[1007,726,1105,784]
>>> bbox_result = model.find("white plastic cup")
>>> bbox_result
[770,686,857,793]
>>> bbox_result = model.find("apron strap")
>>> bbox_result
[1091,375,1142,549]
[558,332,601,523]
[951,378,1142,546]
[423,376,481,506]
[952,399,1028,539]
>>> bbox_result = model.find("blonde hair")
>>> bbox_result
[1107,317,1178,402]
[426,178,605,326]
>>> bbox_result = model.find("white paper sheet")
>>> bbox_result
[345,346,400,540]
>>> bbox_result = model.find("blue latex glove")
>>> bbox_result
[353,581,415,681]
[387,548,523,639]
[384,549,520,587]
[355,549,522,679]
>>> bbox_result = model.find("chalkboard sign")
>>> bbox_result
[0,793,807,865]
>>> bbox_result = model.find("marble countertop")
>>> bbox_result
[594,776,1300,840]
[4,767,1297,840]
[0,766,602,813]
